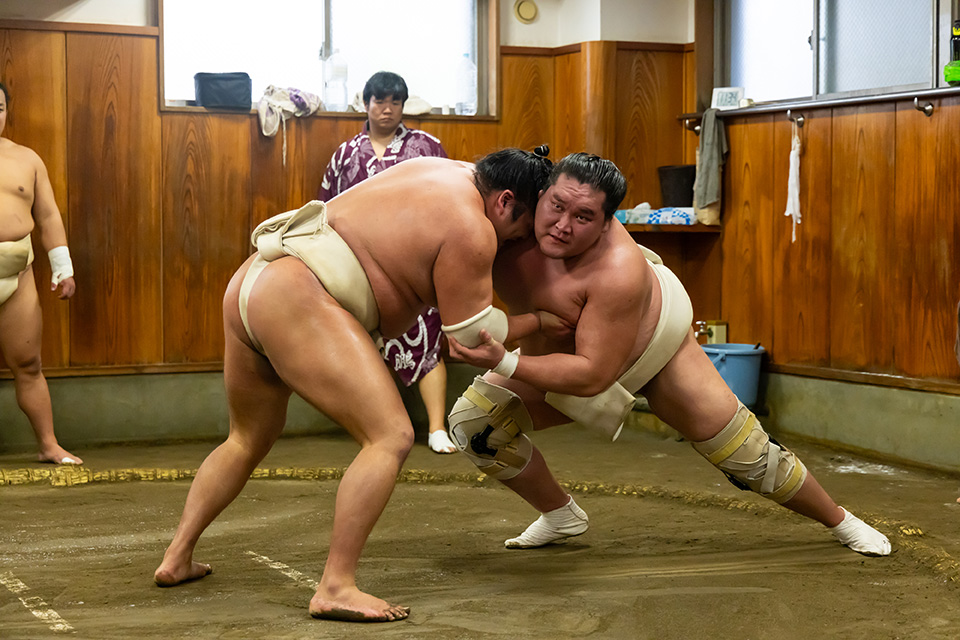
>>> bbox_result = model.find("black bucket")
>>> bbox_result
[657,165,696,207]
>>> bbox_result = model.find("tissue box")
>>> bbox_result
[647,207,695,225]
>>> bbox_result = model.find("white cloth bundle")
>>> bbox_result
[257,85,322,166]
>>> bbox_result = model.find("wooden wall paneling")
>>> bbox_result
[630,232,721,321]
[553,51,584,159]
[0,29,70,370]
[288,116,347,208]
[679,234,722,321]
[829,104,895,372]
[682,48,698,165]
[614,49,684,209]
[771,109,832,365]
[250,115,287,227]
[161,113,251,363]
[417,121,499,162]
[66,33,163,366]
[583,41,617,159]
[498,54,554,151]
[250,115,362,227]
[893,97,960,380]
[720,116,774,348]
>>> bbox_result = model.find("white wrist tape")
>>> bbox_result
[492,350,519,378]
[48,246,74,286]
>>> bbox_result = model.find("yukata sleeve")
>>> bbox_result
[319,143,346,201]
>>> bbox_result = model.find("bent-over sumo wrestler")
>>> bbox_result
[448,153,890,558]
[153,150,553,622]
[0,81,81,466]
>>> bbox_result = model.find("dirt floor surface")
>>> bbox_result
[2,421,959,639]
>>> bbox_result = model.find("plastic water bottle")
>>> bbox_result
[323,49,348,111]
[455,53,477,116]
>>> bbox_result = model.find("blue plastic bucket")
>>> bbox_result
[702,343,765,408]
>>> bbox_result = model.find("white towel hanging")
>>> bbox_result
[784,120,802,242]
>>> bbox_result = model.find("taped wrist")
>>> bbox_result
[47,246,74,285]
[441,305,508,348]
[492,350,519,378]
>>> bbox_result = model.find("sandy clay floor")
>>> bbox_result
[2,424,959,639]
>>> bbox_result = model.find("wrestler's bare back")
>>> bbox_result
[325,157,498,338]
[0,138,41,242]
[494,222,662,378]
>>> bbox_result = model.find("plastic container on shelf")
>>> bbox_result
[455,53,477,115]
[323,49,348,111]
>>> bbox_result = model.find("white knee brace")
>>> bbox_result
[692,403,807,504]
[448,377,533,480]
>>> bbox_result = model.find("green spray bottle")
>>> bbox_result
[945,20,960,85]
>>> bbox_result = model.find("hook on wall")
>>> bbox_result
[786,109,804,128]
[684,118,702,136]
[914,97,934,117]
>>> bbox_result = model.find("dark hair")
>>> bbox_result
[0,81,8,105]
[474,146,553,219]
[363,71,409,105]
[549,153,626,219]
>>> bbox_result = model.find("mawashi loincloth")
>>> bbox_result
[0,234,34,307]
[239,201,380,355]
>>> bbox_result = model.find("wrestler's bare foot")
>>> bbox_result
[309,586,409,623]
[154,560,213,587]
[38,445,83,465]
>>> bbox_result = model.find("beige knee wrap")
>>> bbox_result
[448,377,533,480]
[692,403,807,504]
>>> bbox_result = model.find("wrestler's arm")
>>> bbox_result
[30,151,75,299]
[491,237,543,343]
[433,229,497,332]
[451,273,642,396]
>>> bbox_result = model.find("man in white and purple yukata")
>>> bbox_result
[320,71,457,454]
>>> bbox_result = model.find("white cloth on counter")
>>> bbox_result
[257,85,322,166]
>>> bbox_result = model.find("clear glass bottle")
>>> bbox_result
[455,53,477,116]
[323,49,348,111]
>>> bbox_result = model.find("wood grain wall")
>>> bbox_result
[721,100,960,389]
[1,26,699,377]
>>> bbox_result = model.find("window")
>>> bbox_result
[161,0,490,114]
[722,0,944,104]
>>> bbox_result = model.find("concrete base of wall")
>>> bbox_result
[624,373,960,475]
[761,373,960,474]
[5,368,957,474]
[0,363,486,453]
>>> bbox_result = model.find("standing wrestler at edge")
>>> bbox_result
[153,148,553,622]
[447,152,890,557]
[0,81,82,466]
[320,71,456,454]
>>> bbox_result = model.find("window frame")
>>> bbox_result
[156,0,499,118]
[710,0,948,109]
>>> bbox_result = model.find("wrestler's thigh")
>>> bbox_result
[482,372,571,430]
[0,266,43,366]
[219,259,293,448]
[640,331,738,440]
[247,259,410,444]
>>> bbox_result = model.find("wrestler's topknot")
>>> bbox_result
[474,147,552,218]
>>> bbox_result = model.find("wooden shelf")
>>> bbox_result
[624,223,721,234]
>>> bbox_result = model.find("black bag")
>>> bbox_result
[194,72,252,109]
